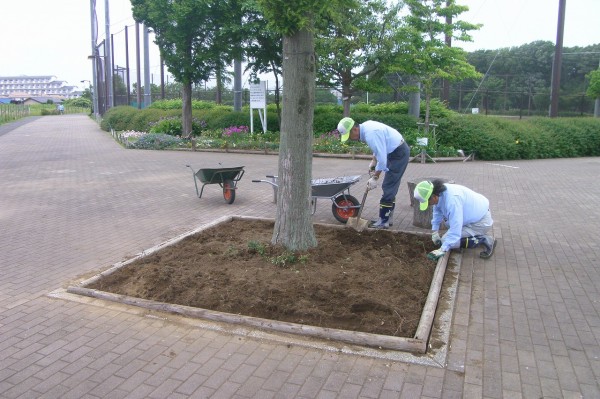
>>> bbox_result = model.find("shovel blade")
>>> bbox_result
[346,216,370,232]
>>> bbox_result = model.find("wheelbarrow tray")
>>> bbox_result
[187,165,245,204]
[252,175,362,223]
[311,175,361,198]
[196,166,245,184]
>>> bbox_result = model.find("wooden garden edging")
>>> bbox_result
[67,215,451,354]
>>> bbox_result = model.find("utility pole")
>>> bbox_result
[408,78,421,119]
[549,0,566,117]
[234,59,242,111]
[125,25,131,106]
[594,57,600,118]
[136,22,142,109]
[160,55,165,100]
[89,0,99,119]
[143,25,152,107]
[104,0,114,109]
[441,0,452,105]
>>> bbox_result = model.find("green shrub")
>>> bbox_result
[527,118,600,157]
[314,104,343,115]
[437,115,519,160]
[212,112,252,131]
[99,99,600,161]
[101,106,140,131]
[149,116,183,136]
[313,112,343,135]
[131,133,183,150]
[64,97,92,109]
[41,108,60,116]
[129,108,173,132]
[150,99,218,110]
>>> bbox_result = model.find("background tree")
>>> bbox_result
[208,0,246,105]
[131,0,217,137]
[587,67,600,117]
[461,42,600,115]
[255,0,356,251]
[395,0,480,130]
[243,0,283,121]
[315,0,400,116]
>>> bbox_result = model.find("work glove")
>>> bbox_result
[432,231,442,246]
[427,249,446,261]
[367,176,378,191]
[368,159,377,172]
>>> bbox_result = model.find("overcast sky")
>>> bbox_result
[1,0,599,90]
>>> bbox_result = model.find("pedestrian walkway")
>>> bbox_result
[0,114,599,398]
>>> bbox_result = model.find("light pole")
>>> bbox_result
[89,0,100,119]
[87,53,103,116]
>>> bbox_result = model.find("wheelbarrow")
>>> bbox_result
[252,175,363,223]
[186,165,245,204]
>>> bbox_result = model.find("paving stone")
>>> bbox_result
[1,115,600,398]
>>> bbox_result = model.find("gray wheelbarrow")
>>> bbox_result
[252,175,362,223]
[186,165,245,204]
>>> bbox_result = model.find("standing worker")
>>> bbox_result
[337,117,410,229]
[413,179,497,260]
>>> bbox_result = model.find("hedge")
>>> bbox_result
[100,102,600,160]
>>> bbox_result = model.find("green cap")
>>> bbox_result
[337,117,355,142]
[414,181,434,211]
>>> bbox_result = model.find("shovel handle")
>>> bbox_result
[355,187,369,220]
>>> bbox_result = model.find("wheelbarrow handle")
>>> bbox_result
[252,179,278,187]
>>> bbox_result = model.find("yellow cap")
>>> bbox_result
[337,117,355,142]
[414,181,434,211]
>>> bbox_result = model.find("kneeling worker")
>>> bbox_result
[413,179,497,260]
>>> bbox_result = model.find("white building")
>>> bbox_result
[0,75,80,100]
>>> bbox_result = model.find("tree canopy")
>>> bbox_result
[393,0,481,127]
[315,0,401,116]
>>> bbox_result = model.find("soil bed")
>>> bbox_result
[87,219,437,338]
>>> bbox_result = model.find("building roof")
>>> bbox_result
[25,96,64,104]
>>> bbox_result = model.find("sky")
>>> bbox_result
[1,0,599,91]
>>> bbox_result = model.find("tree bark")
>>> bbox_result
[182,82,192,138]
[271,27,317,251]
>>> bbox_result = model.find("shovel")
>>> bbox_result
[346,186,370,232]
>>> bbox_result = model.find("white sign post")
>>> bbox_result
[249,81,267,133]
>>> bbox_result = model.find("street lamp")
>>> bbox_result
[87,52,110,116]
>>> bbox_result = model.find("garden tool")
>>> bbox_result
[346,186,370,232]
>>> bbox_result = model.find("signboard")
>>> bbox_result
[249,82,266,108]
[249,81,267,133]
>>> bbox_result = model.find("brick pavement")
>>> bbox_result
[0,114,599,398]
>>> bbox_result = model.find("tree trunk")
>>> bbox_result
[342,87,351,116]
[271,27,317,251]
[182,82,193,138]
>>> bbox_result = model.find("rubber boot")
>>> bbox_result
[370,203,394,229]
[460,236,481,248]
[478,235,497,259]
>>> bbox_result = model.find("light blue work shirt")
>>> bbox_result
[431,184,490,251]
[359,121,404,172]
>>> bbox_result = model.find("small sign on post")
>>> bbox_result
[249,81,267,133]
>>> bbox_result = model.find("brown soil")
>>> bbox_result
[87,219,437,338]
